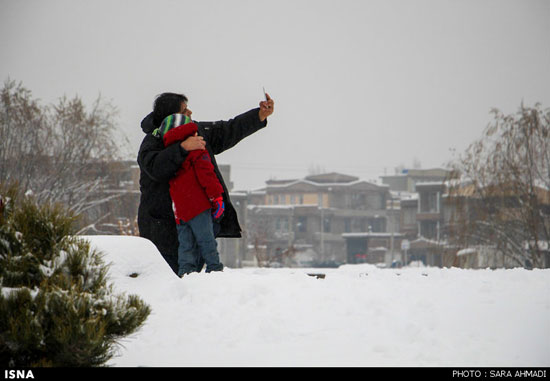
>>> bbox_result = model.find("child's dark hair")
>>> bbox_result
[152,92,188,127]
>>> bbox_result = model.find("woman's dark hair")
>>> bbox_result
[152,92,188,127]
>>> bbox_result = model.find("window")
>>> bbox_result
[403,209,416,225]
[420,192,439,213]
[282,218,289,232]
[323,217,331,233]
[367,217,385,233]
[352,218,367,232]
[296,216,307,232]
[351,193,367,209]
[344,218,351,233]
[420,221,438,240]
[428,192,438,212]
[276,217,289,232]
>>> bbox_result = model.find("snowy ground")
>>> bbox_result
[83,236,550,367]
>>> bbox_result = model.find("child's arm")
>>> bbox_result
[190,150,224,201]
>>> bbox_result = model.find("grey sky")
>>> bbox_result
[1,0,549,190]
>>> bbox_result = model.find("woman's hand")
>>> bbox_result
[180,133,206,151]
[259,93,275,122]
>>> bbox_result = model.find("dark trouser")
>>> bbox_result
[138,214,180,275]
[177,210,223,276]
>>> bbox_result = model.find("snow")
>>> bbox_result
[82,235,550,367]
[457,248,477,256]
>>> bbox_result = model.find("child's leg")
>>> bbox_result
[176,222,199,276]
[188,210,224,272]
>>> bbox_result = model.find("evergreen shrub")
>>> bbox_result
[0,184,151,366]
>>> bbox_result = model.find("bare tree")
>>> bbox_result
[447,103,550,268]
[247,208,275,267]
[307,163,326,176]
[0,80,50,190]
[0,79,129,226]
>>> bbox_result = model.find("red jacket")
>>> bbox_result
[162,122,224,223]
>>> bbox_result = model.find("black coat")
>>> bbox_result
[137,108,267,273]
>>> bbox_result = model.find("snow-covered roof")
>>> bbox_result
[457,248,477,256]
[390,191,418,200]
[266,178,385,189]
[247,204,297,210]
[415,181,445,187]
[229,191,248,197]
[342,232,404,238]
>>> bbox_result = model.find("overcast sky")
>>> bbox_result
[1,0,549,190]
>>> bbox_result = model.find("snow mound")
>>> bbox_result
[83,235,550,367]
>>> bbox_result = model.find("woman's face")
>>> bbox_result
[179,102,192,117]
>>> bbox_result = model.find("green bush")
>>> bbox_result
[0,184,151,366]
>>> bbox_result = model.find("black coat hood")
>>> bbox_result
[141,112,156,134]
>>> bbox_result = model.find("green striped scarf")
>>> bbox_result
[153,114,192,138]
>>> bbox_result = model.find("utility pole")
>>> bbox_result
[389,194,394,265]
[320,203,325,260]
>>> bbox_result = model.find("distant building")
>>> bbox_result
[384,169,550,269]
[381,168,450,192]
[83,162,549,269]
[81,160,141,235]
[378,168,453,267]
[342,232,404,265]
[218,164,234,191]
[244,172,391,266]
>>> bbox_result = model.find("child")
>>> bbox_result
[155,113,225,276]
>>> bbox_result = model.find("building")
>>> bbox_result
[244,172,391,266]
[80,160,141,235]
[381,168,454,267]
[384,168,550,269]
[342,232,404,265]
[443,180,550,269]
[83,161,549,269]
[381,168,450,192]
